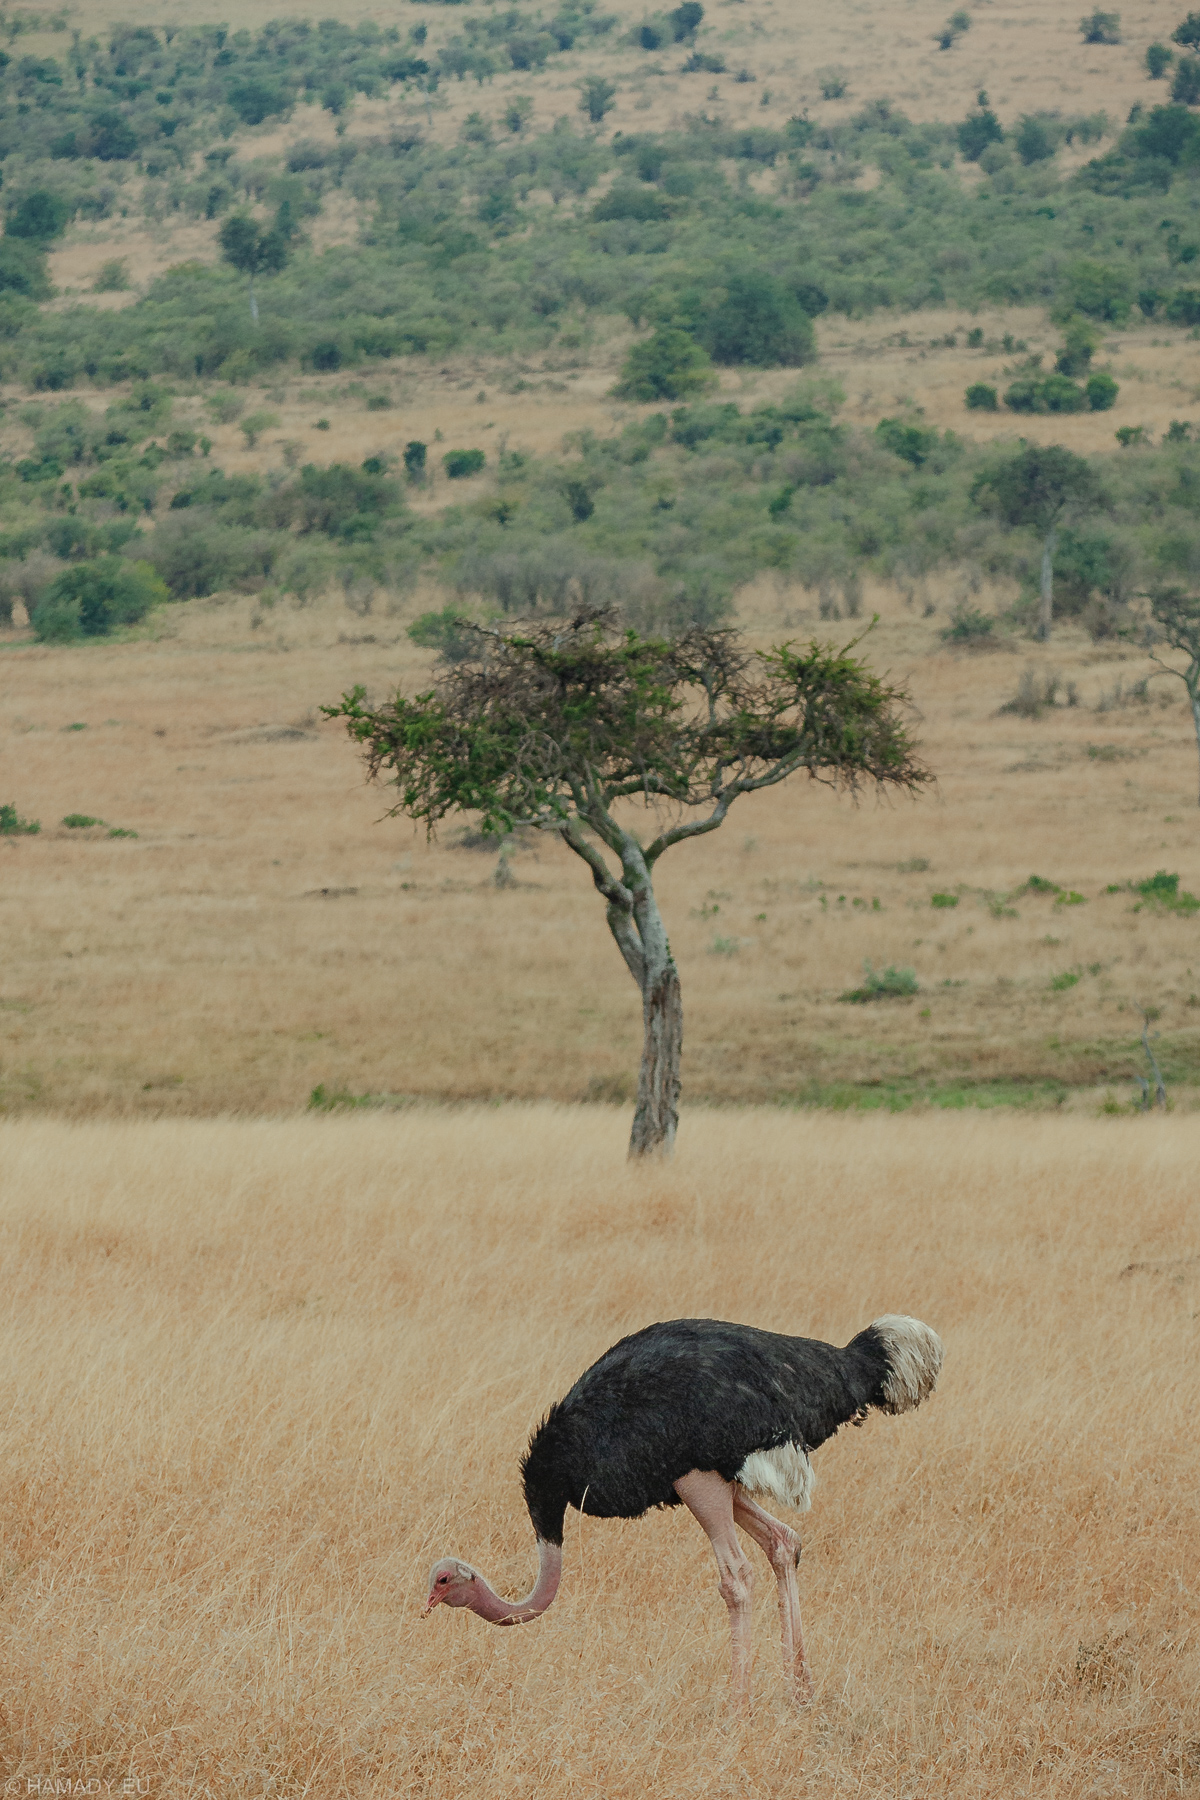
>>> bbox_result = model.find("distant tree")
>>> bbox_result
[1080,8,1121,42]
[612,326,717,401]
[971,445,1101,639]
[1146,42,1174,77]
[218,211,291,321]
[7,189,70,240]
[578,75,617,125]
[504,94,534,133]
[31,558,168,642]
[1144,584,1200,802]
[669,3,704,41]
[404,440,427,482]
[325,610,928,1157]
[1173,54,1200,103]
[965,382,999,410]
[1015,115,1056,164]
[957,99,1003,160]
[700,270,815,367]
[1172,11,1200,49]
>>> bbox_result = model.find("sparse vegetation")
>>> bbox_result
[0,802,40,834]
[839,962,920,1002]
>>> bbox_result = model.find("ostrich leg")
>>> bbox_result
[732,1486,814,1704]
[674,1470,756,1710]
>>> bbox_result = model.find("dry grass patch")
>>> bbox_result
[0,1106,1196,1796]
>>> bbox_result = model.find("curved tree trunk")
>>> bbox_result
[629,958,682,1159]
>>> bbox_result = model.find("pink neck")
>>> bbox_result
[469,1538,562,1626]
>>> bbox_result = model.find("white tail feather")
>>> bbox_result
[736,1442,816,1512]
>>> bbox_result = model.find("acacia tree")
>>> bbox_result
[325,609,928,1158]
[971,445,1100,639]
[1145,584,1200,804]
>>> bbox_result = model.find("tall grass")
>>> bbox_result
[0,1107,1196,1796]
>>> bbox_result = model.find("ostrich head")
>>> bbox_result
[424,1557,480,1614]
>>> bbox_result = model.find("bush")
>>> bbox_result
[940,601,996,645]
[592,185,670,223]
[999,668,1076,718]
[1146,43,1174,78]
[699,271,815,368]
[443,448,486,479]
[579,76,617,125]
[669,2,704,41]
[1015,116,1056,164]
[1004,371,1087,413]
[1173,54,1200,104]
[1086,369,1119,410]
[965,382,998,410]
[1133,869,1200,911]
[0,803,40,835]
[404,441,427,481]
[7,190,70,241]
[30,558,168,641]
[407,606,478,662]
[958,108,1003,160]
[612,326,717,401]
[875,417,939,465]
[1080,9,1121,43]
[816,66,847,99]
[930,892,959,908]
[839,962,919,1003]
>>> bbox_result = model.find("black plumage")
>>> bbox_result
[521,1317,897,1546]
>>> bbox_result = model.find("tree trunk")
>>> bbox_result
[1190,682,1200,808]
[249,277,259,323]
[1037,527,1057,640]
[629,957,682,1159]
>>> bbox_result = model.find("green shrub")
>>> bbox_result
[699,271,815,367]
[63,813,103,828]
[31,557,168,641]
[958,107,1002,160]
[1080,9,1121,42]
[965,382,998,410]
[930,892,959,908]
[7,190,70,241]
[443,448,486,479]
[1146,43,1174,78]
[839,962,920,1002]
[92,259,129,293]
[0,803,40,835]
[404,440,427,480]
[1015,116,1056,164]
[1085,369,1119,410]
[875,417,938,465]
[940,601,996,645]
[1172,54,1200,104]
[1050,968,1081,990]
[1026,875,1062,893]
[593,185,670,222]
[407,606,477,661]
[1134,869,1200,911]
[612,326,717,401]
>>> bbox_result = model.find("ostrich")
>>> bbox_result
[423,1314,943,1705]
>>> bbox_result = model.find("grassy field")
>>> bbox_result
[0,1107,1196,1797]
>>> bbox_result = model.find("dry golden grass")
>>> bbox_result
[4,578,1200,1116]
[0,1106,1196,1797]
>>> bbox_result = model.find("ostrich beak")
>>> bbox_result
[421,1591,440,1617]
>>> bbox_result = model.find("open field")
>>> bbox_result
[3,576,1200,1117]
[0,1108,1197,1798]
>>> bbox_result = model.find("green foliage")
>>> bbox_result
[1050,968,1081,990]
[7,189,70,240]
[930,892,959,908]
[1080,9,1121,43]
[404,440,427,480]
[1134,869,1200,911]
[965,382,999,410]
[239,409,281,448]
[0,802,40,835]
[1015,116,1056,165]
[875,417,939,466]
[62,813,103,828]
[839,962,919,1002]
[613,326,717,400]
[326,611,929,842]
[31,557,168,641]
[579,74,616,124]
[1086,369,1120,410]
[973,444,1100,535]
[940,601,995,645]
[696,271,815,367]
[1146,43,1174,78]
[1173,54,1200,105]
[443,447,486,479]
[957,105,1003,161]
[407,606,478,662]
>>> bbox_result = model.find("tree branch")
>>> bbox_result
[559,818,632,909]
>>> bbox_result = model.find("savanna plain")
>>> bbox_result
[2,0,1200,1790]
